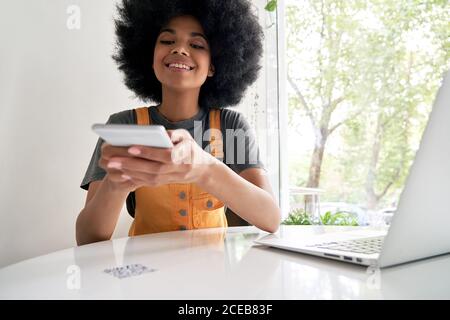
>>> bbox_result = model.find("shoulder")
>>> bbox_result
[106,108,137,124]
[220,108,251,130]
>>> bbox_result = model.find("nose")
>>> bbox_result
[170,46,189,56]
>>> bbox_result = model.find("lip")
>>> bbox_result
[164,60,196,72]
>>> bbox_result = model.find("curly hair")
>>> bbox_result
[113,0,263,109]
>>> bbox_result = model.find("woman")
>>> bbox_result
[77,0,281,245]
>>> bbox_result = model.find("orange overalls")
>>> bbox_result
[128,107,228,236]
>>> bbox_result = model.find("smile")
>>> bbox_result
[165,63,195,71]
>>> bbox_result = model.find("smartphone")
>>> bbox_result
[92,124,173,148]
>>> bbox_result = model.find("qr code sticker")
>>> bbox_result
[104,264,157,279]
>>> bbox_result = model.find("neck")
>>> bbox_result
[158,87,201,122]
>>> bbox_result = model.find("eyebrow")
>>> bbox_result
[159,28,208,42]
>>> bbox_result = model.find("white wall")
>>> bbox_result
[0,0,279,268]
[0,0,139,268]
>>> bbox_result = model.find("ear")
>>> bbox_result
[208,64,215,77]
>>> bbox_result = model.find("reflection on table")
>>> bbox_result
[0,226,449,299]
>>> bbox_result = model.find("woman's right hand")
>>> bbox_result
[98,143,143,193]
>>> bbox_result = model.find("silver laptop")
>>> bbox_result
[255,70,450,268]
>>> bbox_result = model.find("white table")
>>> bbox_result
[1,226,449,299]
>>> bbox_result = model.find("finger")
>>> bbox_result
[99,157,117,171]
[121,169,168,187]
[107,156,180,175]
[171,139,195,164]
[100,156,131,171]
[106,169,129,183]
[101,143,132,160]
[127,145,173,163]
[168,129,192,145]
[120,168,196,186]
[108,171,150,192]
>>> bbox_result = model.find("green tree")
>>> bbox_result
[287,0,450,210]
[287,0,368,189]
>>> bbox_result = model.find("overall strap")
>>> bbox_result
[209,108,224,159]
[135,107,151,125]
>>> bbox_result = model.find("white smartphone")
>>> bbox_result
[92,124,173,148]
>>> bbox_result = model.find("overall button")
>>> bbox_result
[179,225,187,231]
[179,209,187,217]
[179,191,186,200]
[206,200,213,208]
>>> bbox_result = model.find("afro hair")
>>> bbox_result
[113,0,263,109]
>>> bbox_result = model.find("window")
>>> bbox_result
[279,0,449,224]
[236,0,281,206]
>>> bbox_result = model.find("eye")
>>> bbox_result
[191,44,205,49]
[160,40,174,45]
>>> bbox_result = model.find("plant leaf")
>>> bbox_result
[265,0,278,12]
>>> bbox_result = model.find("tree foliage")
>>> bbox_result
[287,0,450,210]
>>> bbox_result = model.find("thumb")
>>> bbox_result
[168,129,191,145]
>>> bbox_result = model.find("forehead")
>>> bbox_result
[162,15,205,34]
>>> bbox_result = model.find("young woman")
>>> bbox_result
[77,0,281,245]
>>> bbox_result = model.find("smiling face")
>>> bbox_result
[153,15,214,91]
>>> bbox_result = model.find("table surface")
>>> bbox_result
[1,225,449,299]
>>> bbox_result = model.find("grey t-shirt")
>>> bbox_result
[80,106,264,217]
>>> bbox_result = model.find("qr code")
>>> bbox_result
[104,264,157,279]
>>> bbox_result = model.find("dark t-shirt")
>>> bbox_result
[80,106,264,219]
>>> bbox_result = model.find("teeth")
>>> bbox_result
[168,63,191,70]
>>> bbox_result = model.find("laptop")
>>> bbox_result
[255,70,450,268]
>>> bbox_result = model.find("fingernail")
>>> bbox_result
[107,161,122,169]
[121,174,131,180]
[128,147,141,155]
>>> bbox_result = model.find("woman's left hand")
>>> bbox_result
[106,129,217,188]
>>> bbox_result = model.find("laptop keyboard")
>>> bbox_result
[307,237,384,255]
